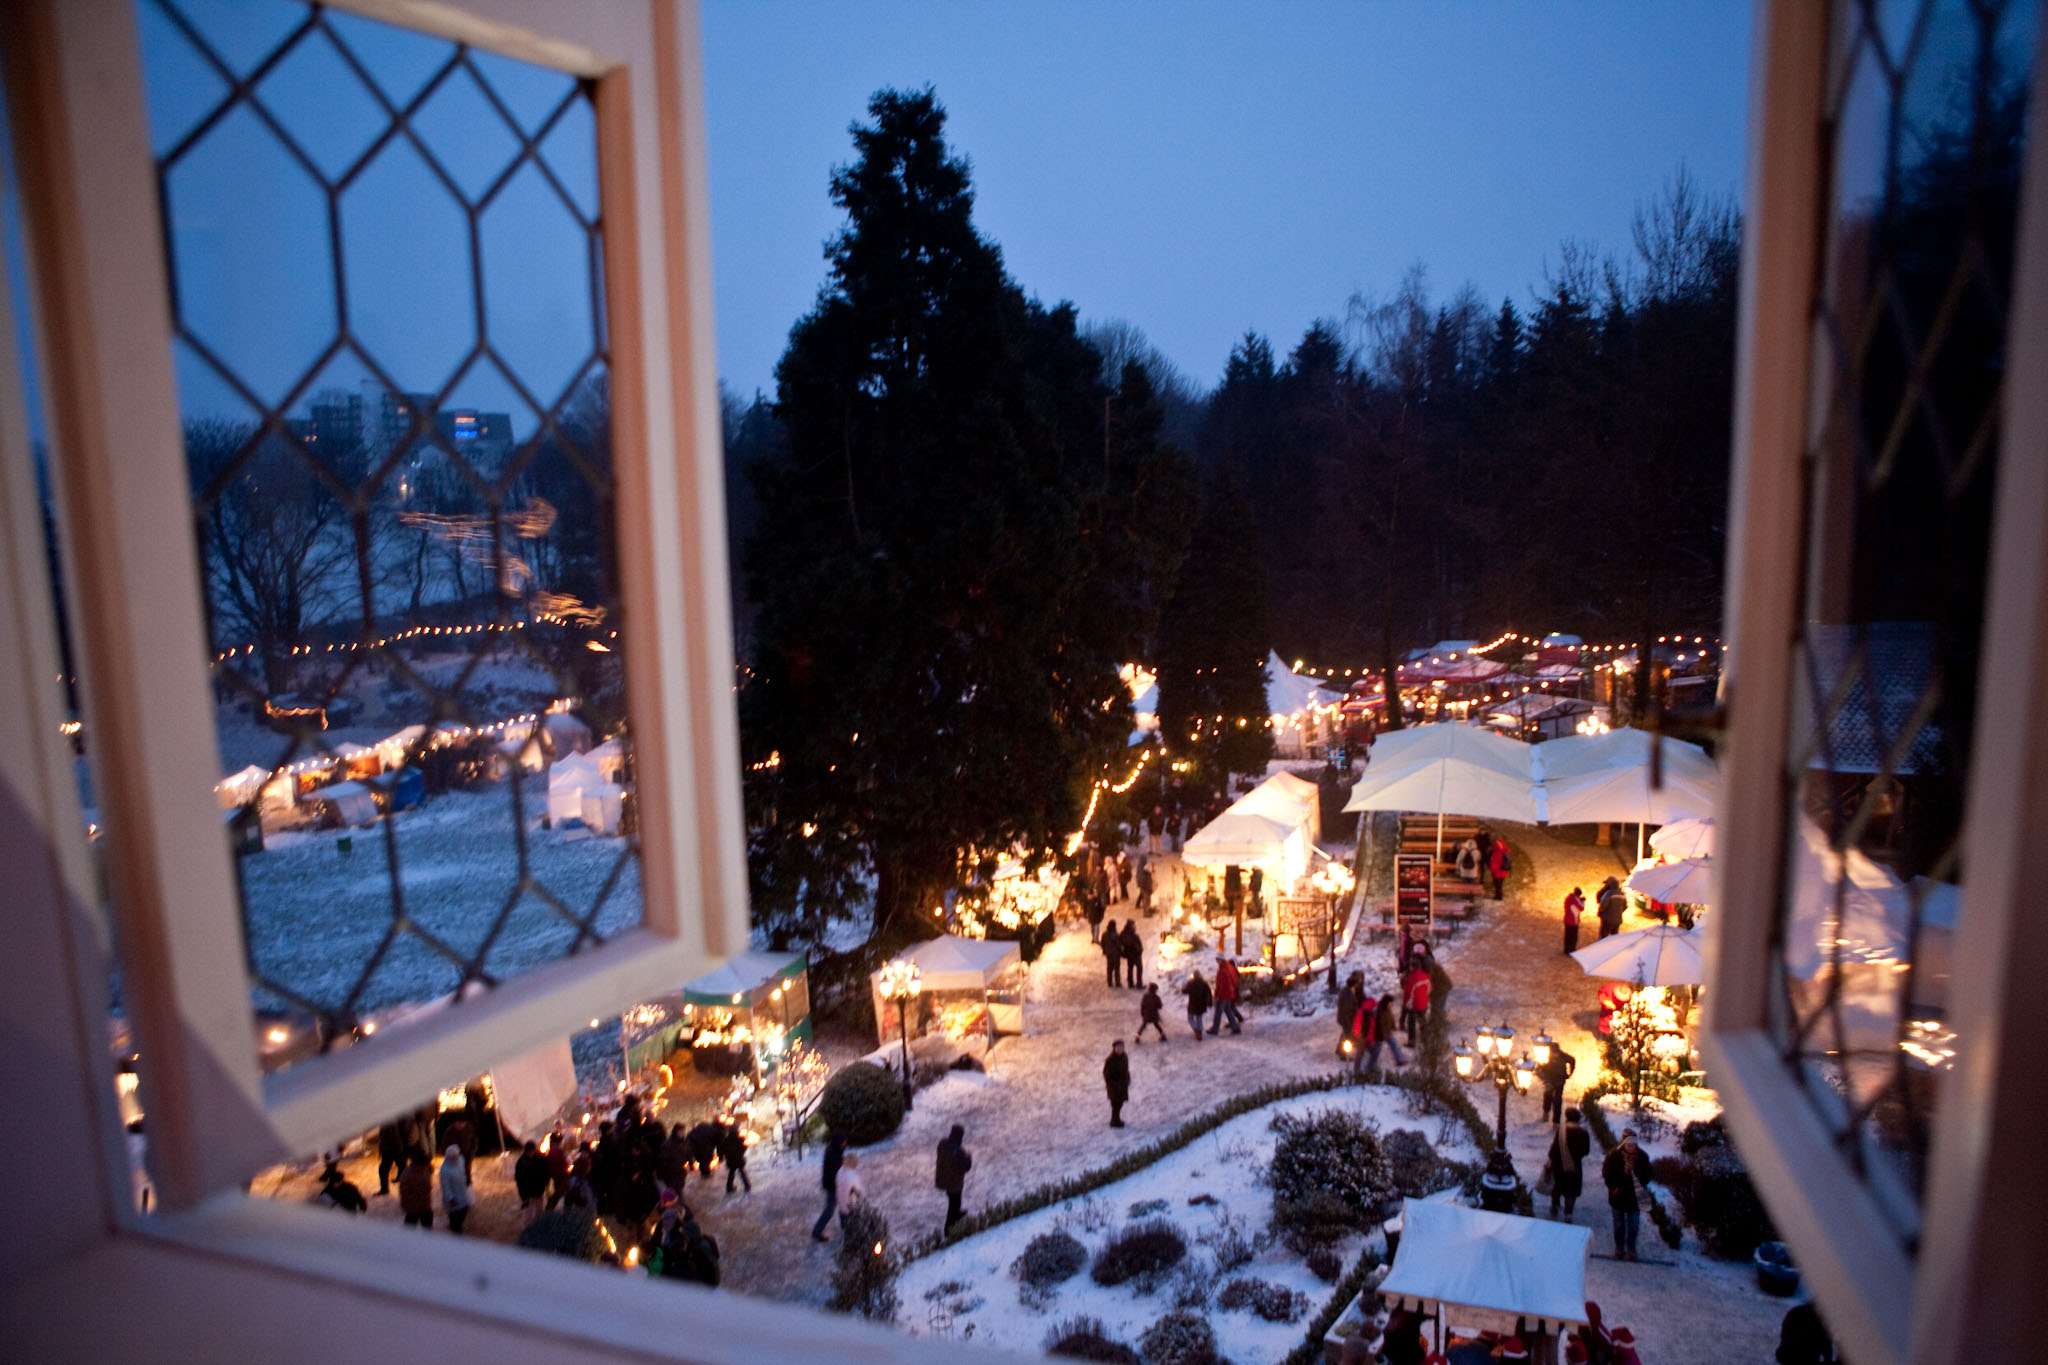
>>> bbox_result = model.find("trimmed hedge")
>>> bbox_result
[818,1061,908,1146]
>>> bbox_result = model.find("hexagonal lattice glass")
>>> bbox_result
[1770,0,2036,1254]
[139,0,641,1068]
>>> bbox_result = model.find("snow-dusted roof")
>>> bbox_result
[681,949,806,1004]
[1379,1198,1590,1334]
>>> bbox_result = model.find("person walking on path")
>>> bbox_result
[934,1123,972,1230]
[1547,1107,1592,1219]
[1136,983,1168,1042]
[1086,876,1106,943]
[1147,807,1164,856]
[1336,972,1363,1060]
[1539,1043,1577,1124]
[438,1144,473,1235]
[1367,992,1406,1073]
[833,1152,868,1236]
[398,1150,434,1229]
[811,1130,846,1242]
[1209,957,1243,1035]
[375,1116,408,1195]
[1401,962,1431,1047]
[1117,853,1133,905]
[1602,1129,1655,1260]
[1182,971,1214,1040]
[1136,858,1154,917]
[717,1120,751,1193]
[1487,838,1511,900]
[1563,886,1586,955]
[1093,861,1114,918]
[1120,919,1144,988]
[1101,918,1124,987]
[1103,1040,1131,1127]
[1597,877,1628,940]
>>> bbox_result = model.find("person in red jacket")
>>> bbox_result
[1487,837,1511,900]
[1563,886,1586,955]
[1401,963,1431,1046]
[1208,957,1243,1035]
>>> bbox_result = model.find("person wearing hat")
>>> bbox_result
[1596,877,1628,939]
[1602,1129,1655,1260]
[1563,1341,1589,1365]
[1497,1338,1529,1362]
[1103,1039,1132,1126]
[1563,885,1586,955]
[1548,1106,1592,1219]
[438,1143,473,1234]
[1608,1326,1639,1365]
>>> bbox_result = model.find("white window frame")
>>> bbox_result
[2,0,748,1210]
[1706,6,2048,1365]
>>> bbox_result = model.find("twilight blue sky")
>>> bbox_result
[700,2,1756,400]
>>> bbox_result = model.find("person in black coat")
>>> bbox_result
[1119,920,1144,988]
[1597,876,1629,940]
[1547,1108,1592,1218]
[934,1123,972,1229]
[1103,1040,1131,1127]
[1101,918,1124,986]
[717,1121,751,1193]
[1602,1129,1655,1259]
[513,1139,552,1215]
[1136,983,1167,1042]
[686,1119,721,1183]
[811,1130,846,1242]
[1538,1044,1577,1124]
[376,1117,408,1195]
[1183,972,1213,1041]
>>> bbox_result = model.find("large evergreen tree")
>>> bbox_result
[739,89,1184,948]
[1155,474,1273,789]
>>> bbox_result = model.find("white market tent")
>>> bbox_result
[217,763,269,809]
[1183,809,1299,874]
[546,750,606,826]
[1343,724,1548,840]
[1532,728,1714,783]
[1540,761,1717,827]
[871,935,1027,1043]
[1379,1198,1591,1337]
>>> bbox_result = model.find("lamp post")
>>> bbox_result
[1453,1019,1539,1213]
[878,958,921,1112]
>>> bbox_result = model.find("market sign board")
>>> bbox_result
[1396,852,1434,937]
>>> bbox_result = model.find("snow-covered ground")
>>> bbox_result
[896,1088,1475,1360]
[242,776,640,1014]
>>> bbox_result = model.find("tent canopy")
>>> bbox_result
[884,935,1021,993]
[681,949,807,1005]
[1540,762,1716,826]
[1378,1198,1591,1335]
[1533,728,1714,783]
[1182,809,1296,866]
[1571,923,1707,986]
[1368,722,1534,784]
[1266,651,1337,720]
[1230,773,1318,829]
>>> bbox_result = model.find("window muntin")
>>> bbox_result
[1773,0,2037,1249]
[140,0,643,1066]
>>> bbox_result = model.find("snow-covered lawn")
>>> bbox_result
[242,779,641,1014]
[896,1088,1477,1362]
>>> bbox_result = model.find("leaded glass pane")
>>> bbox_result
[139,0,641,1070]
[1773,0,2036,1252]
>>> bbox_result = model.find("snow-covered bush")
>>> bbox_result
[1304,1245,1342,1282]
[1128,1198,1170,1219]
[1666,1133,1777,1259]
[1090,1218,1189,1287]
[828,1204,898,1321]
[1137,1309,1218,1365]
[1217,1275,1310,1322]
[1044,1315,1141,1363]
[1268,1107,1395,1221]
[1269,1189,1361,1255]
[1197,1218,1255,1273]
[818,1061,907,1146]
[1383,1127,1473,1198]
[1012,1230,1089,1288]
[1169,1255,1211,1309]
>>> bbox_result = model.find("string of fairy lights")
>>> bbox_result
[207,612,617,667]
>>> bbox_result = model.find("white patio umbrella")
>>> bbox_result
[1648,816,1716,860]
[1571,924,1707,986]
[1627,856,1715,905]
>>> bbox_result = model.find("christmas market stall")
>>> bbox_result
[869,934,1026,1049]
[662,949,811,1077]
[1377,1198,1591,1354]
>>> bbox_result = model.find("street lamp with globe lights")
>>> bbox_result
[878,958,921,1111]
[1454,1019,1539,1212]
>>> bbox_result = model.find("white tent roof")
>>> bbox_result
[1367,723,1533,783]
[1532,728,1714,782]
[1343,757,1547,824]
[682,949,807,1003]
[1541,761,1716,826]
[881,935,1021,993]
[1378,1198,1591,1335]
[1231,772,1318,827]
[1265,651,1336,719]
[222,763,269,788]
[1571,923,1708,986]
[1183,809,1297,866]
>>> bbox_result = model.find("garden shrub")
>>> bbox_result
[1199,1220,1255,1273]
[828,1203,898,1321]
[1383,1127,1472,1199]
[1269,1107,1396,1220]
[818,1061,907,1146]
[1669,1134,1777,1259]
[1305,1245,1342,1282]
[1091,1218,1189,1287]
[516,1208,603,1262]
[1218,1275,1311,1323]
[1044,1316,1141,1364]
[1139,1309,1218,1365]
[1129,1198,1170,1219]
[1013,1230,1089,1288]
[1170,1257,1211,1309]
[1270,1189,1364,1255]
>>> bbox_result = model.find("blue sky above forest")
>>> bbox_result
[700,1,1756,399]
